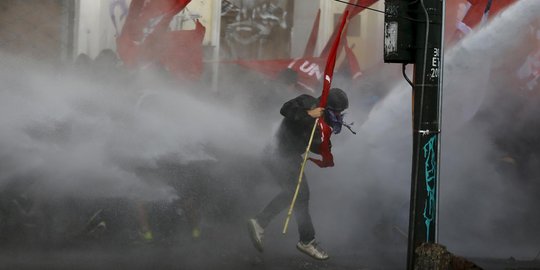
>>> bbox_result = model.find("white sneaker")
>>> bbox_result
[296,239,329,260]
[247,218,264,252]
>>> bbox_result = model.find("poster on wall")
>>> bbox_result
[220,0,293,60]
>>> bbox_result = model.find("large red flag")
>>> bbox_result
[116,0,206,80]
[308,10,350,168]
[117,0,191,67]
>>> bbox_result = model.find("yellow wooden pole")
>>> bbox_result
[282,118,319,234]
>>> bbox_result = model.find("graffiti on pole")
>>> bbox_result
[422,135,437,241]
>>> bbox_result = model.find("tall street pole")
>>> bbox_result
[407,0,445,269]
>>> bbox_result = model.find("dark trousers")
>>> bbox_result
[255,150,315,243]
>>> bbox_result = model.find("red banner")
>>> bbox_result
[116,0,204,81]
[309,10,350,168]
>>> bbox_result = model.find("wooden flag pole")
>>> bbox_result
[282,118,319,234]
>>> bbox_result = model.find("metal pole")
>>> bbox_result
[406,0,445,269]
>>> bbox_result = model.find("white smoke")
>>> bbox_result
[0,55,265,202]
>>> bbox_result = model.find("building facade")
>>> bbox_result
[0,0,384,71]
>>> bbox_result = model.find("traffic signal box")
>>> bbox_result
[383,0,416,63]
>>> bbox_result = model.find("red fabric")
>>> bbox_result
[460,0,489,30]
[303,9,321,57]
[309,120,334,167]
[308,10,350,168]
[319,10,349,108]
[116,0,205,80]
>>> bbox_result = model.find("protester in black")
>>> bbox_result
[248,88,349,260]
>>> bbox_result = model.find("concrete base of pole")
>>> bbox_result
[414,243,483,270]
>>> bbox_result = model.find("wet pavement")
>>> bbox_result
[0,226,401,270]
[0,248,394,270]
[1,243,539,270]
[0,219,538,270]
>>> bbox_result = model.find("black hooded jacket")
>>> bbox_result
[275,94,324,155]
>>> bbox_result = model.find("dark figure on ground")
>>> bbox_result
[247,88,349,260]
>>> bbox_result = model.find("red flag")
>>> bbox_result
[303,9,321,57]
[319,10,349,108]
[308,10,350,168]
[117,0,191,67]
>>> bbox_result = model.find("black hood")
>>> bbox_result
[324,88,348,111]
